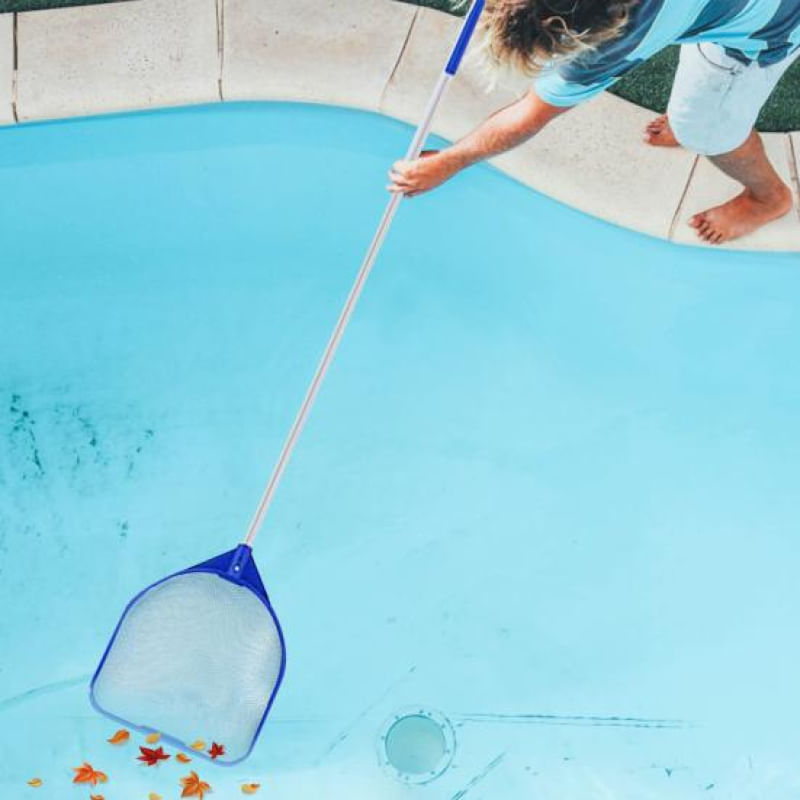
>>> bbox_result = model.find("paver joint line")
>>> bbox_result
[668,155,699,242]
[216,0,224,101]
[787,134,800,222]
[379,5,418,111]
[11,12,18,123]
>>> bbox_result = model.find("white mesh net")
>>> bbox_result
[92,571,284,763]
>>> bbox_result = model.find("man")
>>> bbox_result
[389,0,799,244]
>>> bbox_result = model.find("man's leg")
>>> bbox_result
[643,43,797,243]
[690,129,792,244]
[644,44,710,149]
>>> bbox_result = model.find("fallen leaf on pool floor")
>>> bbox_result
[180,770,211,798]
[189,740,206,751]
[176,753,192,764]
[107,729,130,745]
[90,795,105,800]
[148,793,162,800]
[145,732,161,744]
[138,746,171,766]
[27,778,42,787]
[241,783,261,794]
[72,763,108,786]
[208,742,225,760]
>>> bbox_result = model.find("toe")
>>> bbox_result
[696,221,713,240]
[645,117,664,134]
[689,213,704,229]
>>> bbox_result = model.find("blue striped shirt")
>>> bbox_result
[535,0,800,106]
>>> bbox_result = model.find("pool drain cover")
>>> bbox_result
[378,708,455,784]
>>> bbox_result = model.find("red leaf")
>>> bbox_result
[208,742,225,760]
[138,746,171,767]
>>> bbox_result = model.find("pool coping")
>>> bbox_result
[1,0,799,251]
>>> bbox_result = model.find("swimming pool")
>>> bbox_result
[2,102,800,798]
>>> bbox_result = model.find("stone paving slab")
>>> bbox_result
[505,94,697,241]
[221,0,416,111]
[380,7,525,132]
[0,14,14,125]
[15,0,220,122]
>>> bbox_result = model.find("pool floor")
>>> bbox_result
[2,103,800,798]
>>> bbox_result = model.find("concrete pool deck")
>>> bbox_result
[0,0,798,251]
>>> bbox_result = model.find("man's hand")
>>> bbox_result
[387,91,567,198]
[388,150,459,197]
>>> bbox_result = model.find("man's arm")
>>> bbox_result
[388,88,569,196]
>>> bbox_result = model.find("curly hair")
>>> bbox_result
[481,0,637,74]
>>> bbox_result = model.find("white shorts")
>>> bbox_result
[667,42,800,156]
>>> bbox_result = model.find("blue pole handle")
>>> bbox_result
[445,0,486,76]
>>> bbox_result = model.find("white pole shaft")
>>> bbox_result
[243,72,453,547]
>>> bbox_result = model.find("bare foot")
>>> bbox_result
[644,114,679,147]
[689,185,793,244]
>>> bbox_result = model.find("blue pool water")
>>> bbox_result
[1,103,800,798]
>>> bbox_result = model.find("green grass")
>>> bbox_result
[3,0,798,130]
[402,0,800,132]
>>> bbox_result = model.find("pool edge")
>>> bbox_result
[2,0,799,252]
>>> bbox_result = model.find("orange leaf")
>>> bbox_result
[189,740,206,751]
[241,783,261,794]
[72,763,108,786]
[27,778,43,787]
[180,770,211,799]
[90,795,105,800]
[176,753,192,764]
[145,732,161,744]
[107,729,130,745]
[148,794,162,800]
